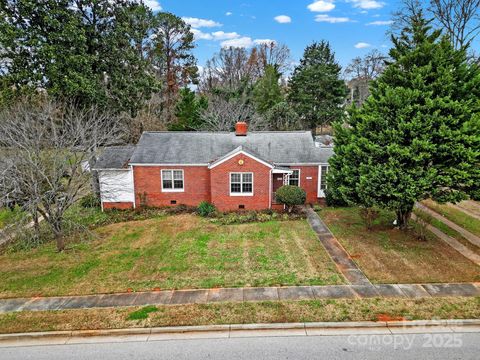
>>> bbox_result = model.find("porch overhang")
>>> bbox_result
[272,166,293,174]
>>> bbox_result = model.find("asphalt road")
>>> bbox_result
[1,332,479,360]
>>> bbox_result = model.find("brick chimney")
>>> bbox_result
[235,121,248,136]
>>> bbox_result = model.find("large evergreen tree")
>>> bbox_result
[170,88,207,130]
[0,0,158,115]
[328,12,480,228]
[288,41,346,135]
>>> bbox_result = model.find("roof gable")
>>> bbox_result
[208,146,274,169]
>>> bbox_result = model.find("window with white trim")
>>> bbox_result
[320,165,329,190]
[230,172,253,195]
[161,170,184,191]
[288,170,300,186]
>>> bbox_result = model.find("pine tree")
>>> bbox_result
[252,65,283,114]
[170,88,207,130]
[288,41,346,135]
[328,12,480,229]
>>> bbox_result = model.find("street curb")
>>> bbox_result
[1,320,479,342]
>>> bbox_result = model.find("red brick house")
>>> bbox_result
[94,122,332,211]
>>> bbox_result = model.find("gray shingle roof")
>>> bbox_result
[94,145,136,170]
[129,131,332,165]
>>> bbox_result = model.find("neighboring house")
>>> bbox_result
[94,122,333,211]
[346,78,370,107]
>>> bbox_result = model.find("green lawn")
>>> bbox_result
[318,207,480,284]
[0,214,343,299]
[423,199,480,237]
[0,207,24,230]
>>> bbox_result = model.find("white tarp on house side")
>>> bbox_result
[98,170,134,204]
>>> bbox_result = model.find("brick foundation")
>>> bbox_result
[103,202,134,210]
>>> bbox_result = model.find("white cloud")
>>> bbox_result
[182,17,221,28]
[221,37,276,48]
[274,15,292,23]
[221,37,254,48]
[192,30,241,41]
[307,0,335,12]
[315,14,351,23]
[354,42,371,48]
[191,29,213,40]
[366,20,393,25]
[349,0,384,10]
[143,0,162,11]
[254,39,276,45]
[225,12,233,16]
[211,31,241,40]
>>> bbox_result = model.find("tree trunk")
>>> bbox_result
[396,208,412,230]
[33,209,40,241]
[53,222,65,252]
[89,156,100,199]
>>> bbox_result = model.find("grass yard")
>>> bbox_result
[0,214,343,299]
[423,199,480,237]
[318,207,480,284]
[0,207,23,230]
[1,297,479,334]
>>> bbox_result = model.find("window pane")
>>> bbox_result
[242,183,252,193]
[163,180,173,189]
[231,183,241,193]
[242,173,252,183]
[173,170,183,180]
[162,170,172,180]
[289,170,299,186]
[173,180,183,189]
[231,173,241,183]
[320,166,328,190]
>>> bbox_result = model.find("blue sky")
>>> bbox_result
[144,1,406,70]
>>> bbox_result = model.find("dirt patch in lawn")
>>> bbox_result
[0,297,479,334]
[319,208,480,284]
[0,215,343,299]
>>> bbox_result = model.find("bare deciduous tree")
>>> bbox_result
[0,100,126,251]
[198,42,292,94]
[197,95,268,131]
[392,0,480,51]
[344,49,388,80]
[430,0,480,49]
[344,49,388,106]
[256,42,292,75]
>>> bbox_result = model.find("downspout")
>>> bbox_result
[269,169,272,209]
[131,165,136,209]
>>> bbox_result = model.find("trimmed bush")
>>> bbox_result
[197,201,216,217]
[275,185,306,212]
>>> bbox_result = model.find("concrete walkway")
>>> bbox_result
[1,283,479,314]
[454,201,480,221]
[415,203,480,248]
[411,213,480,266]
[304,206,371,286]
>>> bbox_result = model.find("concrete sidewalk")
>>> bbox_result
[1,283,479,314]
[1,319,479,348]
